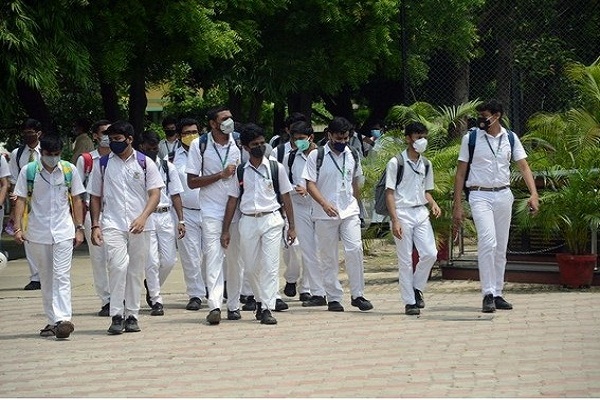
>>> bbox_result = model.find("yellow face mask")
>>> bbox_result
[181,134,199,147]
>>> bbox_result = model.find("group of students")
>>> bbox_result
[3,98,540,339]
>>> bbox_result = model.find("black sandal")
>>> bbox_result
[39,324,56,337]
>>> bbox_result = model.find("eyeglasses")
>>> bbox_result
[181,130,199,135]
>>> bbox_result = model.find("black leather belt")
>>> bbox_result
[469,185,509,192]
[183,207,200,211]
[154,206,171,213]
[242,210,277,218]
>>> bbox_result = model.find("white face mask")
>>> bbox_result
[220,118,235,135]
[413,138,428,154]
[41,155,60,168]
[99,135,110,148]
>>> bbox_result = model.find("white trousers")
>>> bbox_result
[469,190,514,297]
[23,244,40,282]
[103,228,149,318]
[25,240,73,324]
[239,212,284,311]
[225,221,244,312]
[177,208,205,299]
[146,212,177,305]
[290,196,322,295]
[201,217,227,310]
[314,215,365,303]
[392,206,437,305]
[84,211,109,306]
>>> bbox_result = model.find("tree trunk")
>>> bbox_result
[16,80,52,132]
[247,91,264,123]
[227,89,243,121]
[99,80,121,122]
[360,78,404,132]
[321,88,354,124]
[272,101,285,137]
[287,92,313,121]
[453,61,470,105]
[127,71,147,139]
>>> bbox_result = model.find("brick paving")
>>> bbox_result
[0,243,599,397]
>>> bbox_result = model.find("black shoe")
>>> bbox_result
[144,279,151,307]
[108,315,125,335]
[494,296,513,310]
[242,296,256,311]
[255,302,263,320]
[302,295,327,307]
[150,302,164,316]
[283,282,297,297]
[414,289,425,309]
[227,309,241,320]
[240,295,248,304]
[24,281,41,290]
[186,297,202,311]
[124,316,141,332]
[351,296,373,311]
[299,292,312,302]
[55,320,74,339]
[39,324,56,337]
[482,294,496,313]
[327,301,344,312]
[405,304,420,315]
[275,298,289,311]
[260,309,277,325]
[206,308,221,325]
[98,303,110,317]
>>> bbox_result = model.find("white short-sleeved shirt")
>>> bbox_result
[9,144,41,184]
[158,138,180,161]
[172,146,201,209]
[227,158,293,215]
[0,154,10,178]
[458,127,527,188]
[14,161,86,244]
[185,133,241,220]
[87,151,165,232]
[386,150,434,209]
[155,157,184,207]
[75,149,100,205]
[302,143,363,220]
[270,141,292,161]
[282,149,315,195]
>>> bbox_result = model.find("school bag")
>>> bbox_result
[79,152,94,181]
[373,153,430,216]
[463,127,515,200]
[23,160,74,230]
[315,145,360,181]
[236,160,282,207]
[159,159,170,193]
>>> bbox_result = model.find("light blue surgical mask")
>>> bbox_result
[294,139,310,152]
[371,129,382,139]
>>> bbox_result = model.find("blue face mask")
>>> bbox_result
[371,129,382,139]
[332,141,347,152]
[295,139,310,152]
[109,140,128,155]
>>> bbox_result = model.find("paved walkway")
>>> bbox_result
[0,242,599,397]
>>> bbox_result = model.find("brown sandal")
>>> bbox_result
[39,324,56,337]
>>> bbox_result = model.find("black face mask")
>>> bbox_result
[477,117,491,131]
[22,134,38,146]
[164,129,177,138]
[249,144,266,158]
[145,150,159,161]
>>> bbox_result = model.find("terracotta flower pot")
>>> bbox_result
[556,253,597,288]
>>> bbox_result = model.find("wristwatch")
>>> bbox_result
[76,224,85,231]
[178,220,185,225]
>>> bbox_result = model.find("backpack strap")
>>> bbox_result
[315,146,325,181]
[269,159,282,206]
[198,133,208,173]
[161,159,170,193]
[506,130,515,160]
[16,145,27,170]
[236,163,245,200]
[276,143,286,163]
[395,153,404,186]
[287,149,297,184]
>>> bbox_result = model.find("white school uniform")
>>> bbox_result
[0,155,9,225]
[386,150,437,306]
[227,157,293,311]
[14,161,85,324]
[87,151,164,319]
[302,143,365,303]
[458,127,527,297]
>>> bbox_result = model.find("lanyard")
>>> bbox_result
[484,134,504,158]
[406,157,423,175]
[249,164,270,180]
[212,142,231,169]
[328,152,346,179]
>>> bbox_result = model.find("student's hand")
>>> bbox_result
[129,216,147,234]
[221,164,236,180]
[527,195,540,215]
[430,202,442,218]
[452,204,464,228]
[220,231,230,249]
[391,219,403,240]
[177,222,186,239]
[91,228,103,246]
[295,185,308,197]
[74,230,84,248]
[14,230,26,245]
[321,202,339,218]
[286,227,297,245]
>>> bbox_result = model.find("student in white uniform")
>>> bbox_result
[453,99,539,313]
[0,154,9,231]
[302,117,373,313]
[138,130,186,316]
[8,118,43,290]
[75,119,111,316]
[13,134,85,339]
[384,122,441,315]
[88,121,164,334]
[172,118,206,311]
[221,123,296,325]
[187,106,243,325]
[157,116,180,162]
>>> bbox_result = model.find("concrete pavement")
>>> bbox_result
[1,241,599,397]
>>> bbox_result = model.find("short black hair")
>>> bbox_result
[105,120,135,138]
[176,117,199,133]
[39,134,63,152]
[476,99,504,117]
[285,112,307,128]
[141,130,160,146]
[327,117,352,134]
[404,122,428,136]
[240,123,265,146]
[91,119,111,134]
[289,121,314,136]
[21,118,42,132]
[206,106,230,122]
[162,116,178,128]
